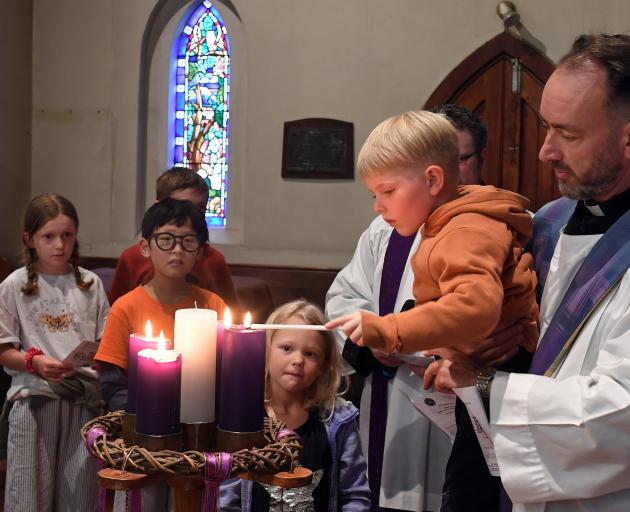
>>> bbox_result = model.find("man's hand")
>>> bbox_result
[422,348,480,393]
[326,311,375,347]
[460,324,524,367]
[32,355,73,382]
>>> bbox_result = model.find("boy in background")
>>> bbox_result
[109,166,239,311]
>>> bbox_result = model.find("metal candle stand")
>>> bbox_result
[83,411,312,512]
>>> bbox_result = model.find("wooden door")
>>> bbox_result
[425,32,558,211]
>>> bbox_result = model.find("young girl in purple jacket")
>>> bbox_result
[221,299,370,511]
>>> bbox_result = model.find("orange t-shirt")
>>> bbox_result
[95,285,226,369]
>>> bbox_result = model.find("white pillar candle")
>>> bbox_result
[174,308,217,423]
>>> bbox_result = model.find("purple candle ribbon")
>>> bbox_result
[276,428,298,442]
[204,452,233,512]
[85,427,109,512]
[275,428,300,471]
[85,426,142,512]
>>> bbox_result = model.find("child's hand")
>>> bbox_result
[32,355,73,382]
[326,311,368,346]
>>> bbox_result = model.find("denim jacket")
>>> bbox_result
[220,399,370,511]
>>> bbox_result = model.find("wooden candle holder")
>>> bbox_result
[96,466,313,512]
[216,426,266,453]
[122,412,136,445]
[182,421,217,452]
[83,412,311,512]
[135,430,183,452]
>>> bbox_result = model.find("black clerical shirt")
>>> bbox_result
[564,187,630,236]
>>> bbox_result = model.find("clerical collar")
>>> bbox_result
[583,202,605,217]
[564,187,630,236]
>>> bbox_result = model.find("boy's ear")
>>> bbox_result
[425,165,446,196]
[22,232,32,248]
[139,238,151,259]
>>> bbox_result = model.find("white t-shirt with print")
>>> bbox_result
[0,266,109,400]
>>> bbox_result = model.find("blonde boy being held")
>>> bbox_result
[327,110,538,512]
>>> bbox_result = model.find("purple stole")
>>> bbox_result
[530,204,630,375]
[500,199,630,511]
[530,197,576,301]
[368,229,416,511]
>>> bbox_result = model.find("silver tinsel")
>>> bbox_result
[261,469,324,511]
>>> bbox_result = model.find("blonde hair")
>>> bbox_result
[358,110,459,178]
[265,300,349,419]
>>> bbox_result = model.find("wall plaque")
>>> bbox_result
[282,118,354,180]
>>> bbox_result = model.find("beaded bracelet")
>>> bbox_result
[25,348,44,374]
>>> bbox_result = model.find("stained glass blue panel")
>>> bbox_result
[172,1,230,228]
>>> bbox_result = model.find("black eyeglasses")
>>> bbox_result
[149,233,201,252]
[459,151,479,163]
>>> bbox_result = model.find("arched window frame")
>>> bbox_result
[138,0,245,245]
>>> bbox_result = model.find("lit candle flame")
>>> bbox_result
[223,307,232,328]
[158,330,167,351]
[145,320,153,339]
[244,312,252,328]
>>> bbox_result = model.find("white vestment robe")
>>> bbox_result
[326,215,452,511]
[491,230,630,512]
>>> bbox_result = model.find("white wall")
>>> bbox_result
[30,0,630,268]
[0,0,32,261]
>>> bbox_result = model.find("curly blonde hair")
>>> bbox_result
[264,299,348,419]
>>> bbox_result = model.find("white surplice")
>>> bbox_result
[491,230,630,512]
[326,215,452,512]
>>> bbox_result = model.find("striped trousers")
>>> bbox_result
[4,396,99,512]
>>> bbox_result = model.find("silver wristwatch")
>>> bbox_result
[476,367,496,401]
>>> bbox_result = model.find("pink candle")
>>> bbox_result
[136,345,182,436]
[127,321,173,414]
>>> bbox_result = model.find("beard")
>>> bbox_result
[554,145,623,200]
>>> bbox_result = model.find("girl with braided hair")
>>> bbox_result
[0,192,109,511]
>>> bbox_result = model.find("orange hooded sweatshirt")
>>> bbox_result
[361,185,539,354]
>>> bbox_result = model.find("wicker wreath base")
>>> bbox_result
[82,411,303,477]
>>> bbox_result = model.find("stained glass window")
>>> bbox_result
[173,0,230,228]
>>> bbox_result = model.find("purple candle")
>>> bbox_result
[215,315,226,420]
[218,313,266,433]
[127,321,173,414]
[136,347,182,436]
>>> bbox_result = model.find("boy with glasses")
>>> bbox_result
[95,198,226,412]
